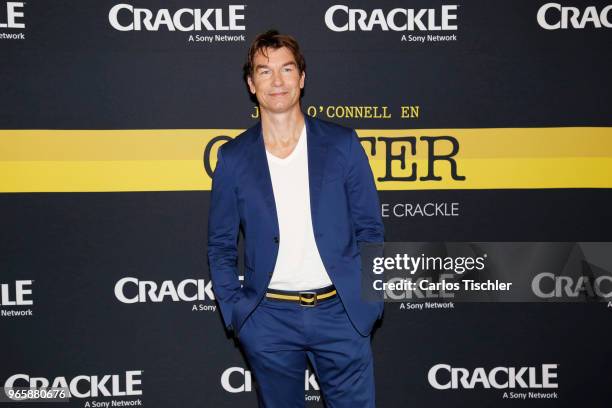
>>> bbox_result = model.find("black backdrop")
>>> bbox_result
[2,0,612,406]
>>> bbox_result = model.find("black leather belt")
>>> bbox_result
[265,285,337,307]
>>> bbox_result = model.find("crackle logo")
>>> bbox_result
[221,367,319,393]
[4,371,143,399]
[108,3,246,32]
[531,272,612,299]
[537,3,612,30]
[324,5,458,32]
[428,364,559,390]
[0,280,33,306]
[0,1,25,40]
[114,277,216,303]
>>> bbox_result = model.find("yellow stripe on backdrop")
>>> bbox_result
[0,127,611,192]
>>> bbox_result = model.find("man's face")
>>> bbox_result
[247,46,305,114]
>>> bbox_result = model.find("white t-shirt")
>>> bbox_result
[265,124,333,291]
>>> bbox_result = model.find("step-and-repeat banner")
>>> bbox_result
[2,0,611,406]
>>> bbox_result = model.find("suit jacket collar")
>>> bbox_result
[246,114,329,235]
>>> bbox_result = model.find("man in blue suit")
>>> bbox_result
[208,30,384,407]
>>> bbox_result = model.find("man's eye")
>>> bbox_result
[260,70,270,75]
[283,67,293,72]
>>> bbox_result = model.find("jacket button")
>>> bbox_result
[273,236,279,244]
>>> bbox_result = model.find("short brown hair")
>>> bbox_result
[243,30,306,83]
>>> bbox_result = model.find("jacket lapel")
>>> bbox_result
[247,121,280,235]
[304,115,328,222]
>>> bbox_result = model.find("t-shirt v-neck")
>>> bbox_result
[265,124,307,165]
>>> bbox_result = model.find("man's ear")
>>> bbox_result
[247,75,256,94]
[299,71,305,89]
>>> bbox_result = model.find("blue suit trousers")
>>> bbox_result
[237,296,376,407]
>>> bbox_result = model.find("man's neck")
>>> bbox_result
[260,107,305,147]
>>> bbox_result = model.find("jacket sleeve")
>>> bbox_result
[207,146,242,331]
[346,130,385,247]
[346,130,385,309]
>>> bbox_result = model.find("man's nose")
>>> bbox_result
[272,70,284,86]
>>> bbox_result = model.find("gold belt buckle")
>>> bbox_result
[299,291,317,307]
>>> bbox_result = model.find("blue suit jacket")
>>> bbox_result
[207,115,384,336]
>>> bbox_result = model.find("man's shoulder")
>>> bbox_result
[219,121,260,159]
